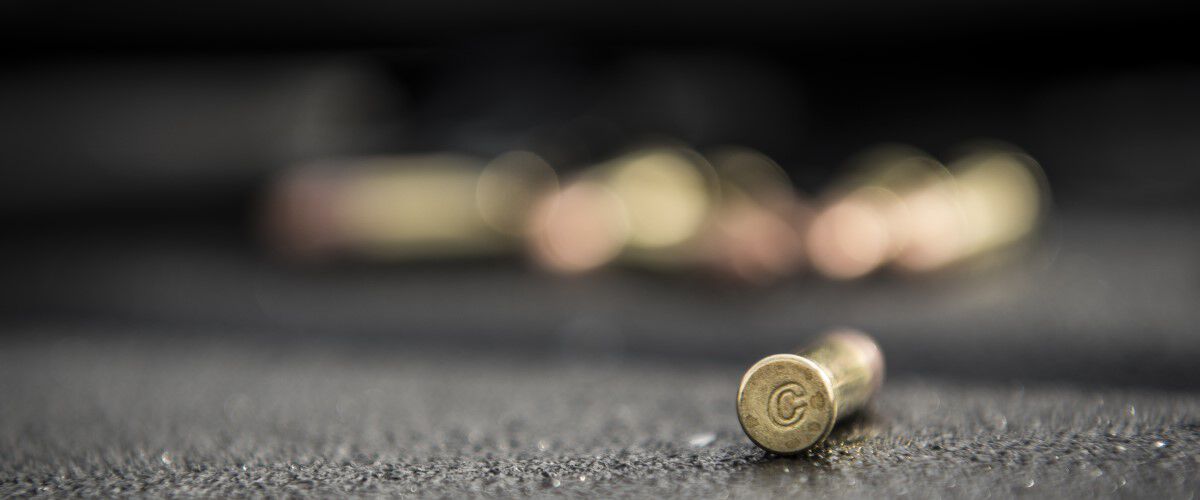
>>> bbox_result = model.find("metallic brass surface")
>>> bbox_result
[737,329,885,454]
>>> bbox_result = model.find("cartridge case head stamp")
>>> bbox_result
[737,354,836,454]
[737,330,884,454]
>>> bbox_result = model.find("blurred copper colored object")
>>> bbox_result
[894,147,1046,272]
[528,181,630,273]
[528,145,718,273]
[264,152,558,262]
[806,146,949,280]
[705,146,812,284]
[737,329,884,454]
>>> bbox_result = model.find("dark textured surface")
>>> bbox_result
[5,207,1200,391]
[2,334,1198,498]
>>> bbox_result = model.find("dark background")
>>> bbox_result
[1,1,1198,497]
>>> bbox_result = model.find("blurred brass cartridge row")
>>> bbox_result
[737,329,884,454]
[528,146,721,273]
[264,152,558,260]
[263,141,1044,284]
[530,144,812,282]
[807,144,1047,279]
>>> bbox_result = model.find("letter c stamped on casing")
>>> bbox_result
[768,382,808,427]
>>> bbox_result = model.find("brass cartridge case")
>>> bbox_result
[736,329,884,454]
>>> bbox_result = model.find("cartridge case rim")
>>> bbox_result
[736,353,837,455]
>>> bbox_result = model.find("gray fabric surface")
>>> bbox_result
[5,207,1200,390]
[3,335,1198,498]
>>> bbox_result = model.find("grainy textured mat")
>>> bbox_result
[2,337,1197,498]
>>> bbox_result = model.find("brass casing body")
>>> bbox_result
[736,330,884,454]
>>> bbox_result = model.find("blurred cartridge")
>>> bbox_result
[529,144,815,284]
[704,146,812,284]
[893,145,1046,272]
[264,151,557,261]
[528,145,720,273]
[807,145,951,279]
[808,143,1046,278]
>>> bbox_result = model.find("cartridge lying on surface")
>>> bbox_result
[736,329,884,454]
